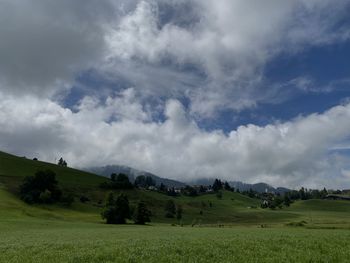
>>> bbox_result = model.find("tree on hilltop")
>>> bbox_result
[212,179,223,192]
[58,157,67,167]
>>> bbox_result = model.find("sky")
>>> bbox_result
[1,0,350,189]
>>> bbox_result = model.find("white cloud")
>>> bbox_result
[1,0,349,114]
[0,0,117,95]
[1,91,350,189]
[1,1,350,189]
[105,0,350,116]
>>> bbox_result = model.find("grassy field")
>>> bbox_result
[1,220,350,263]
[2,150,350,262]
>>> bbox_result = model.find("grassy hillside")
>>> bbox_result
[1,150,350,227]
[0,151,107,189]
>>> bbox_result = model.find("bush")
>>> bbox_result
[61,193,74,207]
[80,195,90,203]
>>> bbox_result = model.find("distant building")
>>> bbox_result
[148,186,157,191]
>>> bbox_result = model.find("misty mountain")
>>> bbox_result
[86,165,186,188]
[87,165,290,193]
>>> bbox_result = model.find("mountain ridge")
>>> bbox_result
[86,164,291,193]
[86,165,186,188]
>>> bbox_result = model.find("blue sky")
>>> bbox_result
[1,0,350,188]
[66,32,350,134]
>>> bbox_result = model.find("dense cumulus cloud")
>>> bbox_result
[1,0,350,188]
[1,90,350,188]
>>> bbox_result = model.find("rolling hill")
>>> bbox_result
[0,150,350,227]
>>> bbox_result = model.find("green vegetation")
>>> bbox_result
[2,150,350,262]
[1,221,350,262]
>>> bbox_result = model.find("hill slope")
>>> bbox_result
[0,151,107,189]
[1,150,350,227]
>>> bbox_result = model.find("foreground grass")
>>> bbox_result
[1,220,350,263]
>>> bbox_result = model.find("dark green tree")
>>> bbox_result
[110,173,117,182]
[321,187,328,199]
[134,175,146,187]
[20,170,62,204]
[212,179,223,192]
[176,205,183,221]
[224,181,233,191]
[165,200,176,218]
[183,185,198,197]
[159,183,167,192]
[273,196,283,209]
[135,175,156,188]
[101,193,131,224]
[283,195,291,207]
[133,201,151,225]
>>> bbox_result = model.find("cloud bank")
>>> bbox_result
[1,0,350,188]
[1,90,350,188]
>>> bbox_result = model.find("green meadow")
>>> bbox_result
[1,151,350,262]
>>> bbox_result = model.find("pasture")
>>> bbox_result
[1,220,350,263]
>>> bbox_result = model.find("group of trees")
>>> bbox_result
[101,193,151,225]
[19,170,73,206]
[259,188,329,209]
[134,175,156,188]
[57,157,67,167]
[286,187,328,201]
[101,194,184,225]
[260,193,292,209]
[100,173,158,191]
[100,173,134,190]
[212,179,234,192]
